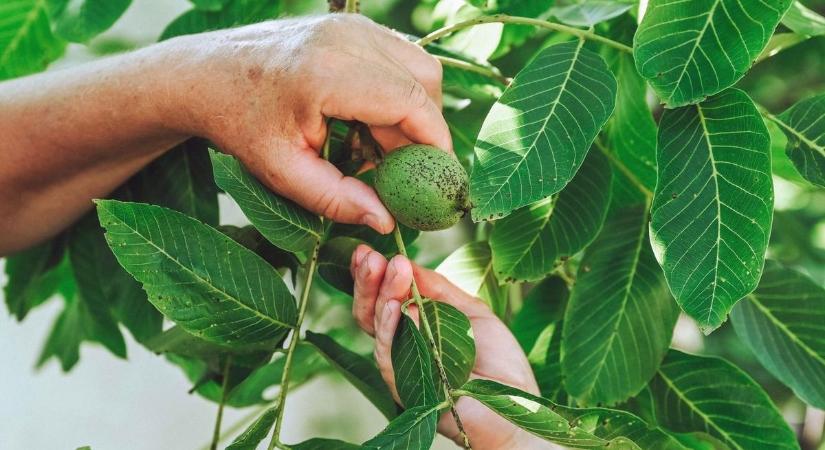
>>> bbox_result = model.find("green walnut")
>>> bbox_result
[374,144,470,231]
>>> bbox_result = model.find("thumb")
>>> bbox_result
[262,148,394,234]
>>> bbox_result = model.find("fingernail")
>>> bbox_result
[385,259,399,284]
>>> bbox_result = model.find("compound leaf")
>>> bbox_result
[634,0,793,107]
[96,200,297,346]
[563,204,679,406]
[731,260,825,408]
[650,89,773,333]
[470,40,617,221]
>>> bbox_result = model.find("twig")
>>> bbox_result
[344,0,359,13]
[434,54,511,85]
[266,240,322,450]
[393,227,472,450]
[210,355,233,450]
[417,14,632,54]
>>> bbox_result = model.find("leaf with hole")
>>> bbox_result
[650,89,773,333]
[731,260,825,408]
[634,0,793,107]
[469,40,617,221]
[97,200,297,346]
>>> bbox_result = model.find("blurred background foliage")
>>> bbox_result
[2,0,825,449]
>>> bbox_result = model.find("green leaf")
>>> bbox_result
[458,379,689,449]
[291,438,360,450]
[218,225,300,275]
[781,1,825,37]
[189,0,228,11]
[134,139,220,226]
[427,43,505,100]
[0,0,66,80]
[160,0,280,40]
[773,93,825,187]
[455,379,607,447]
[549,1,633,27]
[211,151,322,253]
[146,326,271,368]
[511,277,568,400]
[361,403,440,450]
[226,406,278,450]
[604,18,658,195]
[435,240,508,317]
[512,276,567,353]
[730,260,825,408]
[765,118,809,185]
[391,315,438,409]
[47,0,131,43]
[4,237,67,320]
[70,211,161,344]
[225,342,327,407]
[305,331,398,420]
[490,149,612,282]
[563,204,679,406]
[36,283,128,371]
[650,89,773,333]
[424,301,475,389]
[328,222,419,256]
[317,237,363,296]
[634,0,793,107]
[469,40,617,221]
[646,350,799,450]
[96,200,297,346]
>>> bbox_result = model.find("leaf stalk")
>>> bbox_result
[434,54,511,85]
[211,355,233,450]
[417,14,632,54]
[392,226,472,450]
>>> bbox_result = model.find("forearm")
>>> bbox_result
[0,40,191,254]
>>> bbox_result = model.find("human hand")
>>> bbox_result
[161,15,451,234]
[350,245,557,449]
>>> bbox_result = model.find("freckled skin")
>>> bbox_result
[374,145,470,231]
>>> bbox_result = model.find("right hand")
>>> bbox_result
[350,245,558,450]
[159,14,452,234]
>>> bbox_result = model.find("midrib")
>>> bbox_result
[0,0,46,67]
